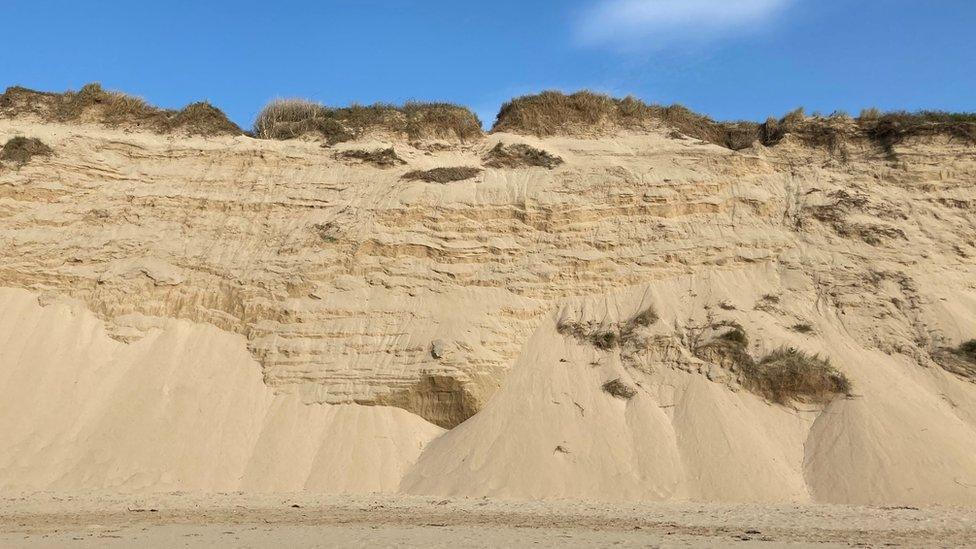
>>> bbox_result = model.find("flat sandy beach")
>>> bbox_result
[2,493,975,548]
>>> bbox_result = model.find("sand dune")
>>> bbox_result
[403,274,976,504]
[0,288,441,493]
[2,106,976,506]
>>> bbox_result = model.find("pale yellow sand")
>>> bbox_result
[1,117,975,510]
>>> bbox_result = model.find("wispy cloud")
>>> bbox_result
[577,0,794,50]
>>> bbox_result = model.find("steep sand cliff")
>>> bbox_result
[1,102,975,504]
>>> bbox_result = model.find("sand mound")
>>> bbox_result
[0,288,442,492]
[403,274,976,505]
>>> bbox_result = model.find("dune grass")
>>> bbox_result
[958,340,976,362]
[402,166,481,183]
[693,325,851,405]
[557,305,658,351]
[857,111,976,155]
[790,323,815,334]
[335,147,406,167]
[483,143,563,169]
[6,84,973,153]
[491,90,778,150]
[253,98,482,143]
[602,378,637,399]
[932,340,976,382]
[490,90,976,155]
[493,91,652,136]
[1,136,52,164]
[744,348,851,405]
[0,83,241,136]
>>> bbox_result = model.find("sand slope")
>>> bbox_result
[402,271,976,504]
[0,288,442,493]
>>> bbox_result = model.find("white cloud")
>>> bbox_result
[578,0,793,50]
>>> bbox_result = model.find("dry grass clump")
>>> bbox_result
[958,340,976,362]
[837,222,907,246]
[557,319,619,350]
[335,147,405,167]
[169,101,243,135]
[856,111,976,155]
[402,166,481,183]
[693,326,754,372]
[493,91,656,136]
[759,108,976,156]
[628,306,659,328]
[806,189,869,227]
[312,222,339,243]
[656,104,762,150]
[590,330,620,350]
[790,323,815,334]
[754,293,782,312]
[718,326,748,346]
[253,98,482,144]
[0,83,241,136]
[744,348,851,405]
[492,90,976,158]
[1,136,52,164]
[557,306,658,351]
[252,99,349,142]
[934,340,976,381]
[692,325,850,404]
[68,83,153,122]
[0,86,57,117]
[756,108,805,145]
[483,142,563,169]
[492,90,761,150]
[400,101,484,141]
[602,378,637,399]
[767,109,852,155]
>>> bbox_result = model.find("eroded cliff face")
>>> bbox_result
[2,114,975,502]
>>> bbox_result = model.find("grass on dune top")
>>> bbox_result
[0,83,241,136]
[252,98,483,143]
[491,90,976,152]
[3,84,974,153]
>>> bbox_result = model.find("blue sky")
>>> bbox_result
[3,1,974,128]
